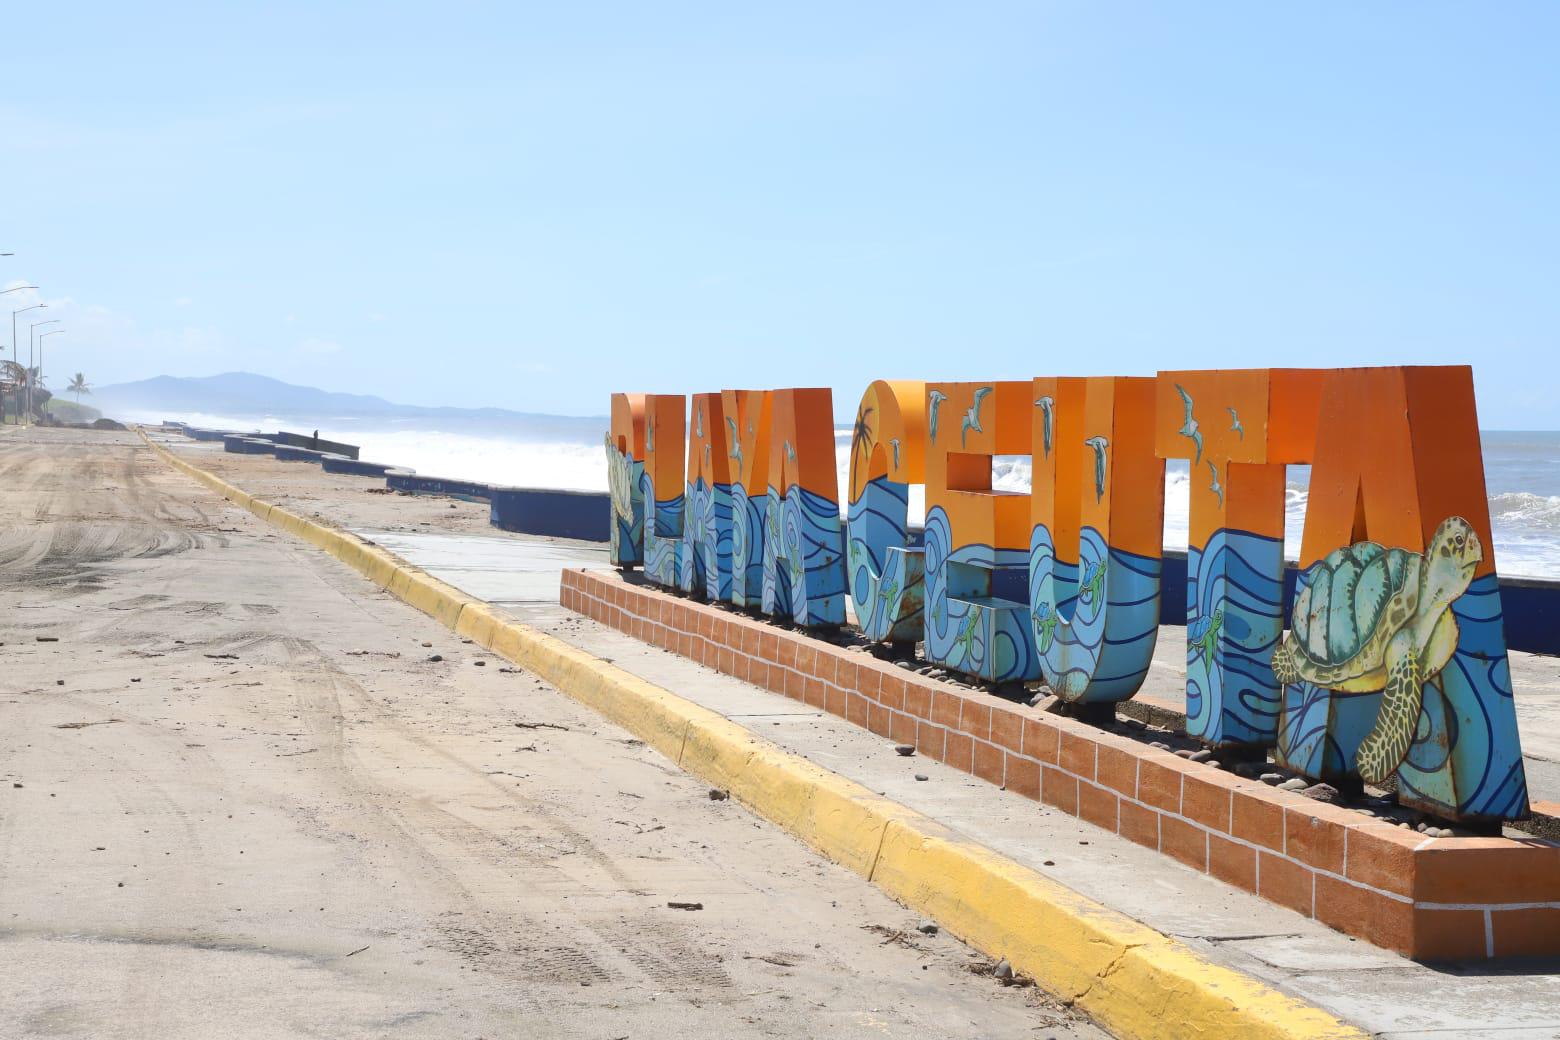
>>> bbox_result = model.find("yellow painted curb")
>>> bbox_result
[139,429,1368,1040]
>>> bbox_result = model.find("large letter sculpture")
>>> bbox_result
[606,393,646,568]
[846,380,927,645]
[641,394,687,589]
[679,392,734,600]
[1155,370,1322,747]
[763,388,846,627]
[1029,377,1165,706]
[720,389,773,609]
[923,382,1039,684]
[1273,366,1528,822]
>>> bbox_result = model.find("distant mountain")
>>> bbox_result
[93,372,605,438]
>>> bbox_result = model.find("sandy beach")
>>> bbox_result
[0,427,1100,1039]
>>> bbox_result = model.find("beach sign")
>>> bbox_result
[607,366,1528,824]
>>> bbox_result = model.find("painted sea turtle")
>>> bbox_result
[1270,516,1482,785]
[1033,601,1058,654]
[605,435,635,522]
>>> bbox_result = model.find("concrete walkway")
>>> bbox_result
[367,525,1560,1039]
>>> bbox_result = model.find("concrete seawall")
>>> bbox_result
[321,456,407,477]
[385,470,492,501]
[222,435,274,455]
[488,486,610,541]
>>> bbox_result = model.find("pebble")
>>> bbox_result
[1302,783,1340,803]
[916,921,939,935]
[914,774,929,782]
[1174,749,1195,759]
[12,783,21,789]
[1277,778,1309,792]
[427,654,444,662]
[708,788,729,801]
[1149,741,1171,751]
[473,660,486,667]
[56,680,64,686]
[994,958,1014,982]
[1260,772,1284,785]
[421,642,432,648]
[894,660,914,671]
[36,636,59,642]
[1188,749,1214,763]
[894,745,916,757]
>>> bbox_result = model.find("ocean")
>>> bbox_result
[136,410,1560,580]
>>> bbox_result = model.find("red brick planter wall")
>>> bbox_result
[562,567,1560,961]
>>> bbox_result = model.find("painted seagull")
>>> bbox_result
[725,416,743,471]
[889,437,901,469]
[1084,436,1109,503]
[784,439,797,464]
[1207,459,1224,508]
[928,390,949,444]
[695,403,704,439]
[1175,383,1203,464]
[1035,395,1055,457]
[961,386,994,448]
[1228,407,1244,440]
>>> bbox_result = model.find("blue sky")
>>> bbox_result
[3,3,1557,424]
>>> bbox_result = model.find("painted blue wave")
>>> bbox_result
[679,478,733,601]
[640,468,684,589]
[1030,524,1161,703]
[1398,573,1530,820]
[1185,528,1283,745]
[728,481,767,609]
[923,507,1038,684]
[762,483,846,627]
[847,475,925,642]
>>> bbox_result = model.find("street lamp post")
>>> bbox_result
[37,329,64,424]
[27,319,60,428]
[5,296,43,425]
[4,288,41,362]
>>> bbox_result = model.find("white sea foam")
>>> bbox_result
[137,409,1560,579]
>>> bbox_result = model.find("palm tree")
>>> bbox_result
[68,372,91,403]
[0,361,21,424]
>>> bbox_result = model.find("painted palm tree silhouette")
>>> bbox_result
[851,406,875,466]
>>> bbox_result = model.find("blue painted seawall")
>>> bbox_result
[321,457,407,477]
[223,435,275,455]
[269,431,360,460]
[274,445,340,463]
[489,486,611,541]
[385,470,492,502]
